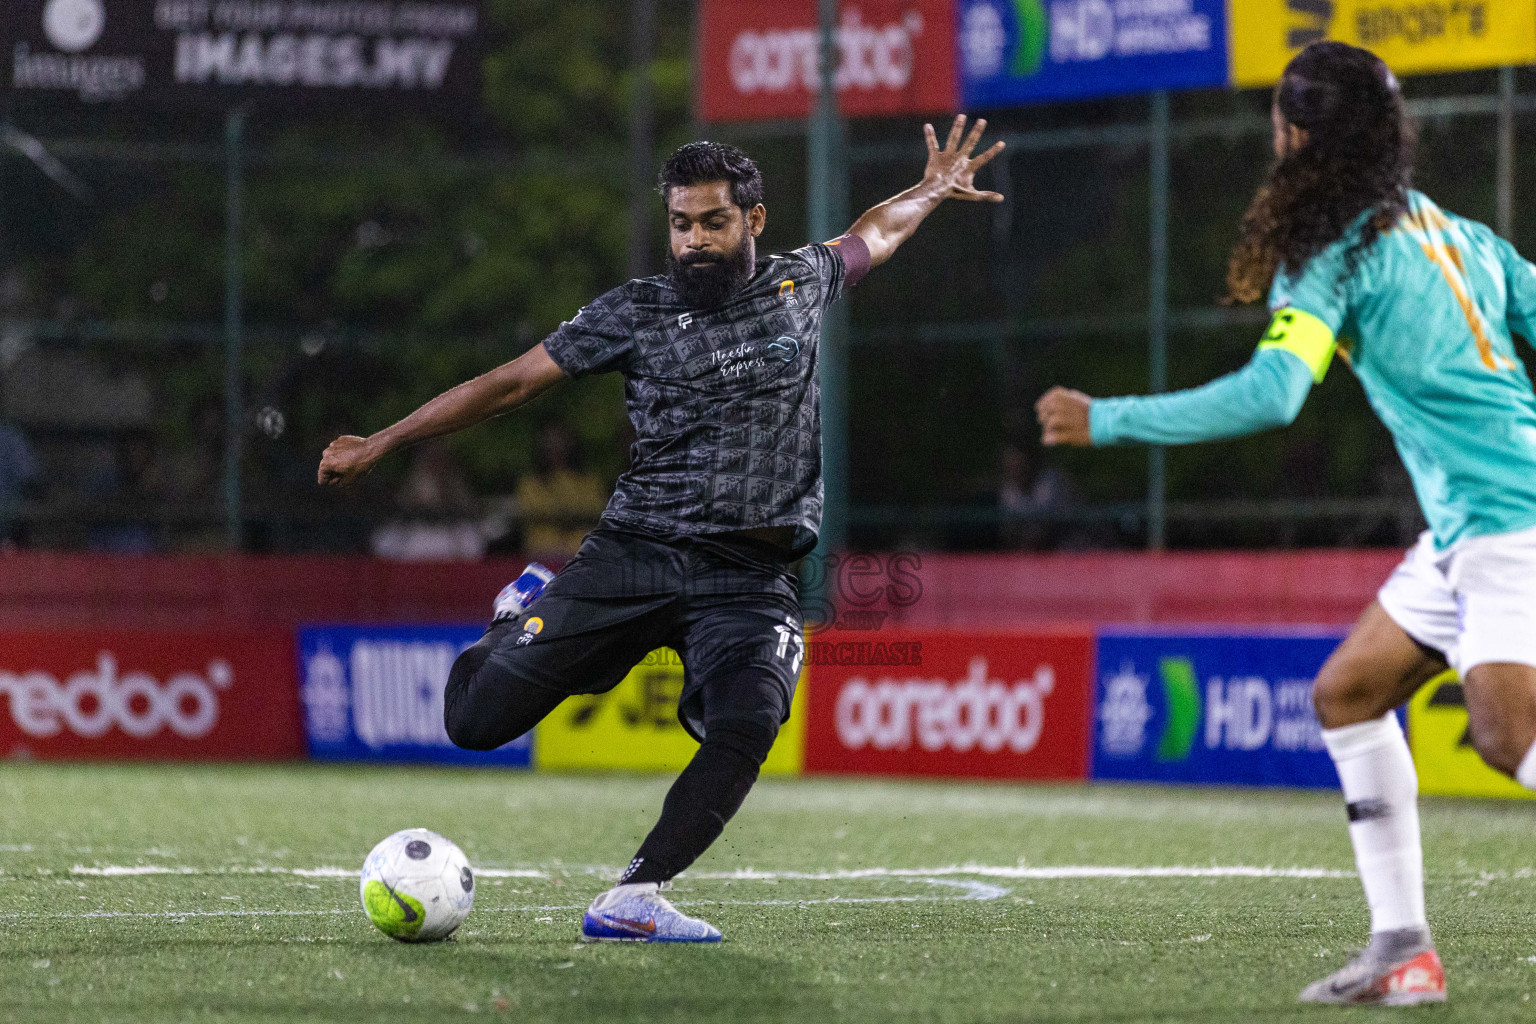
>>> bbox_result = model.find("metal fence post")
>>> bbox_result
[1497,66,1515,241]
[627,0,658,279]
[223,107,246,551]
[809,0,849,556]
[1147,91,1169,550]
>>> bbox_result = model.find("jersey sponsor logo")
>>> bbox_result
[678,312,693,330]
[713,337,800,379]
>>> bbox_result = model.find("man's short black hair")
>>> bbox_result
[657,141,764,211]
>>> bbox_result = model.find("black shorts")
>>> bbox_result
[484,526,803,741]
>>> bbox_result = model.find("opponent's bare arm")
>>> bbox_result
[847,114,1006,268]
[317,343,566,486]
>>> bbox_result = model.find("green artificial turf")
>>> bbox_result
[0,763,1532,1022]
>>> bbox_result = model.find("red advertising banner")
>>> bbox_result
[804,628,1094,780]
[697,0,958,123]
[0,629,304,760]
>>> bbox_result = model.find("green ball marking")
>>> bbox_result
[363,879,426,941]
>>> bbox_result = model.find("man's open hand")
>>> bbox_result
[1037,387,1094,447]
[922,115,1005,203]
[318,435,379,486]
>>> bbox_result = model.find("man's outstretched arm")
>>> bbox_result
[846,114,1005,269]
[317,342,566,486]
[1035,308,1338,448]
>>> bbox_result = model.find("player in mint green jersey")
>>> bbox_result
[1038,41,1536,1006]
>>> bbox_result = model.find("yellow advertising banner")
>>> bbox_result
[1408,670,1533,800]
[534,649,806,774]
[1230,1,1536,89]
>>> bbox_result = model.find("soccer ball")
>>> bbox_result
[359,828,474,942]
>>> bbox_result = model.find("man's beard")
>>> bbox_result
[667,237,754,310]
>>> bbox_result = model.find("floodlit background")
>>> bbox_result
[5,1,1532,558]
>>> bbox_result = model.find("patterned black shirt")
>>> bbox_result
[541,239,867,556]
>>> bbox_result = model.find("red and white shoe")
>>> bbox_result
[1300,945,1446,1006]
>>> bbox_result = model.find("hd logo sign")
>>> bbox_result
[1229,0,1536,88]
[534,649,807,774]
[1094,630,1352,788]
[1408,670,1533,800]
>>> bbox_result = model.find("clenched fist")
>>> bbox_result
[1036,387,1094,447]
[318,435,379,486]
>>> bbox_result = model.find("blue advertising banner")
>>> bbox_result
[1092,629,1352,788]
[958,0,1228,108]
[298,625,531,767]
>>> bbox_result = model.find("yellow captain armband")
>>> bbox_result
[1257,306,1337,384]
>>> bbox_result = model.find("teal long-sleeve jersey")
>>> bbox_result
[1090,190,1536,551]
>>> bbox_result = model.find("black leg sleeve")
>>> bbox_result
[443,622,568,751]
[620,718,777,885]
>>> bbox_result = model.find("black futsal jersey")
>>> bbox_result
[541,235,870,557]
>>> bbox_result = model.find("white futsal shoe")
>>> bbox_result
[491,563,554,623]
[579,883,722,943]
[1299,927,1446,1006]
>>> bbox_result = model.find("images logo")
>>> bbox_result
[42,0,105,54]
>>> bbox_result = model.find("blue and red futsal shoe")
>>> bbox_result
[579,884,722,944]
[491,563,554,623]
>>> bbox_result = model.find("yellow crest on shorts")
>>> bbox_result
[524,617,544,635]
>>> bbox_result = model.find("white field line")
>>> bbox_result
[0,877,1005,921]
[59,863,1355,881]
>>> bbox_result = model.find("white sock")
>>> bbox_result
[1322,713,1427,935]
[1517,737,1536,790]
[592,881,659,909]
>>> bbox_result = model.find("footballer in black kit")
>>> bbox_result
[319,115,1006,942]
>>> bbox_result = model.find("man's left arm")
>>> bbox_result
[845,114,1005,270]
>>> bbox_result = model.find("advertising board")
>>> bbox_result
[1229,0,1536,89]
[697,0,958,122]
[533,648,807,774]
[1,0,483,107]
[1093,629,1352,788]
[958,0,1228,107]
[1408,669,1533,800]
[803,628,1094,780]
[298,625,531,767]
[0,628,303,760]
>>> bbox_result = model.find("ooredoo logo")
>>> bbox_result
[728,9,925,96]
[0,653,233,740]
[834,657,1055,754]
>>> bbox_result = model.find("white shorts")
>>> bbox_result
[1378,526,1536,673]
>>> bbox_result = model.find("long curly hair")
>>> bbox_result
[1225,42,1415,305]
